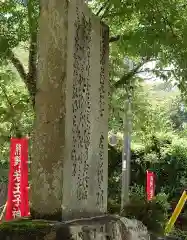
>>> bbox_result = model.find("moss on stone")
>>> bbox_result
[30,208,62,221]
[0,219,51,232]
[0,219,53,240]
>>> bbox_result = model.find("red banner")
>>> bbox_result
[5,138,30,220]
[146,170,155,201]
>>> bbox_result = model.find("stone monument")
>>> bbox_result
[31,0,109,220]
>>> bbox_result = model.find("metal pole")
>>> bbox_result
[121,95,131,211]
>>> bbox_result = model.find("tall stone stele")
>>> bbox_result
[31,0,109,220]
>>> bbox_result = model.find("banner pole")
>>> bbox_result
[0,202,7,222]
[165,190,187,235]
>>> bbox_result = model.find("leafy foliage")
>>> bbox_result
[0,65,33,181]
[108,131,187,234]
[123,191,170,234]
[0,1,29,60]
[2,0,187,97]
[91,0,187,95]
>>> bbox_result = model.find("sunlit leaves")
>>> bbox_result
[91,0,187,95]
[0,66,33,162]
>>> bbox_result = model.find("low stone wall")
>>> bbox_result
[0,215,150,240]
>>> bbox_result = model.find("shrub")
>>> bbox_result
[122,188,170,234]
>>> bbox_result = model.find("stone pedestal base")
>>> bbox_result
[0,216,150,240]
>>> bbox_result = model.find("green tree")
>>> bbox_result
[91,0,187,94]
[1,0,38,105]
[0,66,33,180]
[2,0,187,99]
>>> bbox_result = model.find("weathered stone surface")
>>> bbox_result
[31,0,109,219]
[0,216,150,240]
[62,0,109,220]
[31,0,68,219]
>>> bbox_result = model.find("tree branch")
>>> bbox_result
[7,48,36,107]
[96,1,108,16]
[28,32,37,81]
[0,78,22,137]
[7,49,27,84]
[27,0,38,106]
[100,3,111,19]
[114,59,149,89]
[109,33,132,43]
[27,30,37,106]
[137,69,172,74]
[109,35,121,43]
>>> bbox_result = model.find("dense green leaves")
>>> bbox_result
[0,1,29,59]
[90,0,187,95]
[0,66,33,164]
[108,132,187,233]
